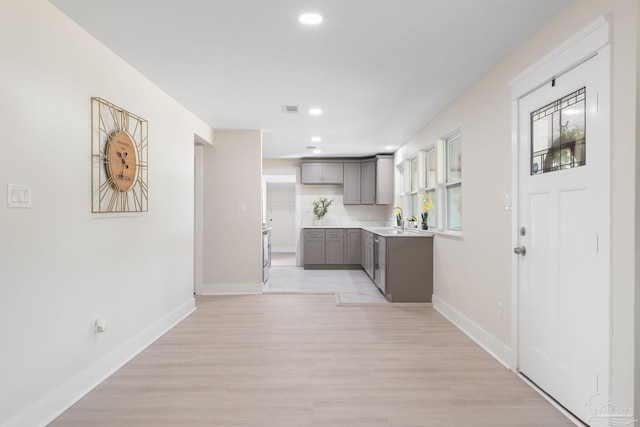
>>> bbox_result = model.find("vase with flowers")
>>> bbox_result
[312,197,333,226]
[420,192,433,230]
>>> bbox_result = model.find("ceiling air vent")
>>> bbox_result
[305,146,317,150]
[281,105,300,114]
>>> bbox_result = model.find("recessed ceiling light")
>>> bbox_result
[311,136,322,143]
[385,146,397,150]
[309,108,323,116]
[312,149,322,154]
[299,13,323,25]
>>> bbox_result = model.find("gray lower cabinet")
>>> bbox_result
[303,228,360,267]
[375,236,386,293]
[360,230,374,279]
[325,229,345,264]
[382,236,433,302]
[303,229,325,264]
[345,229,361,265]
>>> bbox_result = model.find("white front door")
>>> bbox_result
[517,53,609,423]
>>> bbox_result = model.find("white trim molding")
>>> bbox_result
[433,295,513,370]
[509,15,610,99]
[3,298,196,427]
[198,282,263,295]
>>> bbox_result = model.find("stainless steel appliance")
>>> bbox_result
[262,228,271,283]
[373,236,380,290]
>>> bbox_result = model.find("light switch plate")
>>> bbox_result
[7,184,31,208]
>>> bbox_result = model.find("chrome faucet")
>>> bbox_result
[395,207,403,228]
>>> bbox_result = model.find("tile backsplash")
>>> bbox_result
[301,184,393,227]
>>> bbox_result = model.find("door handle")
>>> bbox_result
[513,246,526,256]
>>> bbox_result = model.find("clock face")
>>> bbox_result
[91,97,148,213]
[106,131,137,192]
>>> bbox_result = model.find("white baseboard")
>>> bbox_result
[3,298,196,427]
[198,282,263,295]
[432,295,513,370]
[272,247,295,253]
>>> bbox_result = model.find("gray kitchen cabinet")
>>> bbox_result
[301,162,343,184]
[360,230,374,279]
[361,161,376,204]
[343,163,361,205]
[382,236,433,302]
[303,229,326,264]
[375,157,394,205]
[304,228,364,268]
[341,156,393,205]
[325,229,345,264]
[360,231,366,270]
[345,229,361,265]
[375,236,386,293]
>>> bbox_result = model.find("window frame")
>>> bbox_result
[444,130,462,232]
[421,146,437,228]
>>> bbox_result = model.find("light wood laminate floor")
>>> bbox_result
[50,294,574,426]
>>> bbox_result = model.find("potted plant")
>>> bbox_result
[420,192,433,230]
[406,215,417,228]
[312,197,333,226]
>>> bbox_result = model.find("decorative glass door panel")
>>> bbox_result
[530,87,586,175]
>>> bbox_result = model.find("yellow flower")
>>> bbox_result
[419,192,433,213]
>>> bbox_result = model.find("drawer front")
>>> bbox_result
[326,229,345,239]
[303,229,326,238]
[361,230,373,244]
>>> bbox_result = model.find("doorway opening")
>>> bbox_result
[262,174,299,267]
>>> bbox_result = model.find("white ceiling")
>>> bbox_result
[50,0,571,159]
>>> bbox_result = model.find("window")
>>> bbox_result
[421,147,436,228]
[445,131,462,231]
[531,87,586,175]
[397,157,419,222]
[410,157,419,218]
[398,134,461,232]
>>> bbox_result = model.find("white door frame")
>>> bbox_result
[508,16,610,370]
[194,144,204,294]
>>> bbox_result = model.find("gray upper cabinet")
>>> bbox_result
[343,163,361,205]
[375,157,394,205]
[342,156,393,205]
[361,161,376,204]
[301,162,344,184]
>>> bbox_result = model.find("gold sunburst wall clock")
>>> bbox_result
[91,97,148,213]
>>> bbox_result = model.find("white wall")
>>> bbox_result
[393,0,637,410]
[0,1,213,425]
[299,184,392,226]
[266,183,296,251]
[201,130,263,294]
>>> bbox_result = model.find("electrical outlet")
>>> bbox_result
[497,303,503,320]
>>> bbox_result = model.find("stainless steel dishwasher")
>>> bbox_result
[262,228,271,283]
